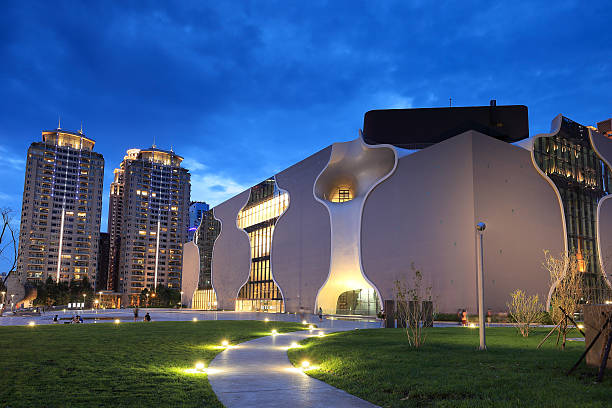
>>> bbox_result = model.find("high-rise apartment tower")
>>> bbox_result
[107,147,190,300]
[16,127,104,287]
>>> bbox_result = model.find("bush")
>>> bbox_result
[507,289,542,337]
[436,313,460,322]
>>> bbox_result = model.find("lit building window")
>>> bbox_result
[235,179,288,313]
[329,186,353,203]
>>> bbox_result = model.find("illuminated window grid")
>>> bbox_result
[329,186,353,203]
[237,192,288,229]
[236,185,286,312]
[534,119,611,278]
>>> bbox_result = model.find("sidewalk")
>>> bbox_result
[208,320,380,408]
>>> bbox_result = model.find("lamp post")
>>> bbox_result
[98,291,103,309]
[82,293,86,310]
[180,291,184,309]
[146,293,149,308]
[475,222,487,351]
[10,294,14,312]
[1,291,5,306]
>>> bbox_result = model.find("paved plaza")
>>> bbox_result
[0,308,384,327]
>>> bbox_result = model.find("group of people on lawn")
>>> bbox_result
[457,309,493,326]
[133,308,151,322]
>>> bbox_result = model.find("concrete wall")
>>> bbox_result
[471,132,565,311]
[211,190,251,310]
[361,131,565,313]
[180,241,200,308]
[272,147,332,313]
[361,132,478,313]
[590,130,612,287]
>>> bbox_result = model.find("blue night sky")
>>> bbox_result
[0,1,610,270]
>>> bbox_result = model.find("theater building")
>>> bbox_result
[182,106,612,315]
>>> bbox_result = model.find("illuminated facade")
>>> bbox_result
[16,127,104,287]
[235,179,288,313]
[185,108,612,315]
[533,116,612,299]
[107,147,190,299]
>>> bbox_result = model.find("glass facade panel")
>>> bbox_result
[534,117,612,301]
[194,209,220,291]
[336,288,379,315]
[236,178,288,312]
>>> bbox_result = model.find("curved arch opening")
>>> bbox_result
[314,138,397,316]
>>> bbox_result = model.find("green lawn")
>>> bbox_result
[288,327,612,408]
[0,320,303,407]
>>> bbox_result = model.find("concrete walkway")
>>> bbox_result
[208,321,380,408]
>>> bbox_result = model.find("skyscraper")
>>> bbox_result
[16,127,104,288]
[107,146,190,302]
[96,232,110,291]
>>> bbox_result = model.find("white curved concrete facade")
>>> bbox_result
[210,190,252,311]
[193,113,612,314]
[589,130,612,291]
[313,137,397,314]
[180,241,199,308]
[272,147,332,314]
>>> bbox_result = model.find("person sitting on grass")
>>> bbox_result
[144,312,151,322]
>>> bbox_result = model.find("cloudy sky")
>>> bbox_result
[0,1,610,270]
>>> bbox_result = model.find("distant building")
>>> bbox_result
[107,146,190,302]
[16,127,104,287]
[96,232,110,291]
[106,149,139,291]
[598,118,612,138]
[188,201,209,241]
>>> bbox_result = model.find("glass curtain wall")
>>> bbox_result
[534,116,612,301]
[194,209,221,291]
[336,288,379,315]
[235,178,288,313]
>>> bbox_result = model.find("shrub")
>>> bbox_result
[543,250,583,349]
[507,289,542,337]
[394,264,433,348]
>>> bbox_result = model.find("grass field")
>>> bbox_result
[0,320,303,407]
[288,327,612,408]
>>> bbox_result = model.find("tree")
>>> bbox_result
[507,289,542,337]
[139,286,180,308]
[0,208,18,316]
[32,277,94,307]
[543,250,583,349]
[394,263,434,348]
